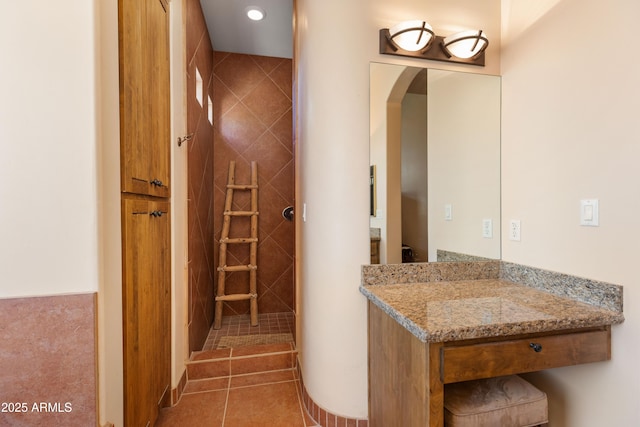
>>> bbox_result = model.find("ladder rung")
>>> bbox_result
[227,184,258,190]
[220,237,258,244]
[215,293,257,302]
[217,264,257,272]
[224,210,259,217]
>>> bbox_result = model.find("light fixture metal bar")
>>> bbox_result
[471,30,483,52]
[379,29,485,67]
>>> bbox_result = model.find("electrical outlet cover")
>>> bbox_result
[482,219,493,238]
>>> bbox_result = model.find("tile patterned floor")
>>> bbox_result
[202,312,295,350]
[155,370,316,426]
[155,312,313,426]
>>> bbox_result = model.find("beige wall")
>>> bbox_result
[169,0,190,407]
[96,0,123,424]
[296,0,500,418]
[502,0,640,424]
[0,1,99,297]
[1,1,103,425]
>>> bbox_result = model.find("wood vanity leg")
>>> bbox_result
[368,302,445,426]
[368,303,428,425]
[428,342,444,427]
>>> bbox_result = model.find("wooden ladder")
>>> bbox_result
[214,160,259,329]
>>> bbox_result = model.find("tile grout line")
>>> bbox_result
[294,377,309,426]
[182,375,298,396]
[189,348,296,365]
[221,375,232,426]
[292,378,306,427]
[228,378,298,392]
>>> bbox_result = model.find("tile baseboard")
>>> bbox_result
[296,360,368,427]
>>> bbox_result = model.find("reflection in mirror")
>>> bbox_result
[370,63,501,264]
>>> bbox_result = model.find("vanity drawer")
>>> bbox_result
[441,328,611,384]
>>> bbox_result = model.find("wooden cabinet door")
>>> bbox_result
[122,197,171,427]
[119,0,170,197]
[119,0,171,425]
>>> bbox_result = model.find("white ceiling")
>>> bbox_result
[200,0,293,59]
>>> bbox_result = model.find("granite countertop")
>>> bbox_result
[361,279,625,343]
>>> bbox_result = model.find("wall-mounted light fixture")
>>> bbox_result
[380,21,488,66]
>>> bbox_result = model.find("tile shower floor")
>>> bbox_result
[155,312,313,426]
[202,312,295,350]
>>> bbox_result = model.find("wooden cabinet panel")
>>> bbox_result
[441,327,611,384]
[368,302,427,426]
[119,0,170,197]
[370,239,380,264]
[122,197,171,427]
[118,0,172,425]
[146,0,170,197]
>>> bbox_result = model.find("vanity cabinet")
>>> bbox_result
[368,302,612,427]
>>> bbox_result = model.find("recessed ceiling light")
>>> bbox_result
[246,6,265,21]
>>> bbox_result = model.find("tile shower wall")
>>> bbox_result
[0,293,97,426]
[212,51,294,317]
[186,0,215,352]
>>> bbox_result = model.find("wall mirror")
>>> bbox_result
[370,62,501,264]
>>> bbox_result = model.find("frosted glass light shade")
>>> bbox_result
[388,20,435,52]
[246,6,265,21]
[443,30,489,59]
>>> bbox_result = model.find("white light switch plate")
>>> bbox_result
[580,199,599,226]
[445,204,452,221]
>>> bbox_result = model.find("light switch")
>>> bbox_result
[444,204,452,221]
[580,199,599,226]
[583,205,593,221]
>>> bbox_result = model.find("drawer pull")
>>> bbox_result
[529,342,543,352]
